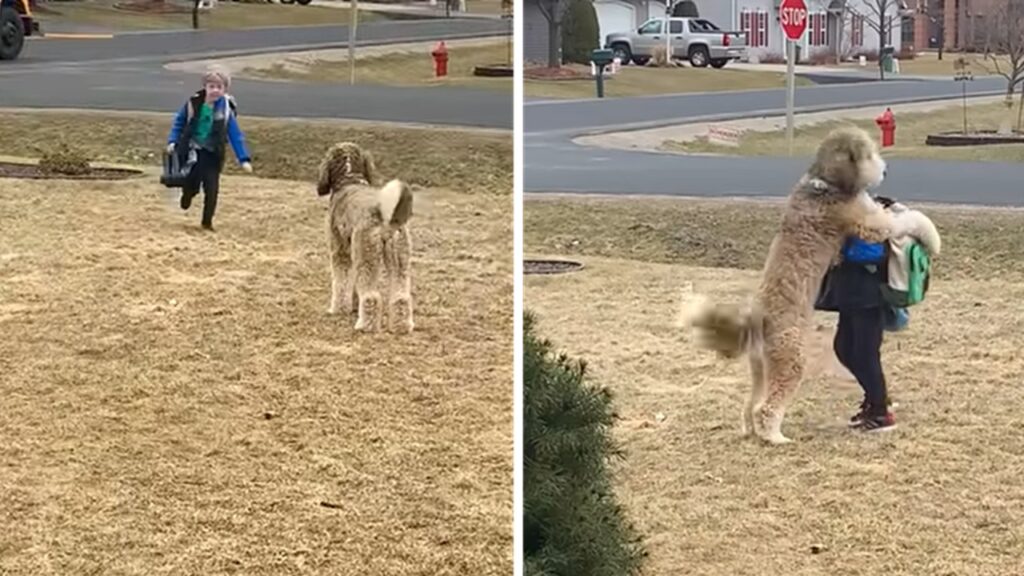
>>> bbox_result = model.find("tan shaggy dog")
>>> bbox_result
[317,142,415,333]
[685,127,940,445]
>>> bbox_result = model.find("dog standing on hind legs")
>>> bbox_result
[685,127,940,445]
[317,142,415,333]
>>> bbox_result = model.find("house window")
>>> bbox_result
[809,12,828,46]
[850,13,864,46]
[740,10,769,47]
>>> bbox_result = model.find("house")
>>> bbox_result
[909,0,1005,51]
[523,0,552,64]
[592,0,910,62]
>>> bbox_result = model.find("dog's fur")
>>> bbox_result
[685,127,940,444]
[317,142,415,333]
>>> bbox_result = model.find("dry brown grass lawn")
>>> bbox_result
[0,115,512,574]
[36,0,382,31]
[0,110,511,194]
[241,42,513,91]
[525,194,1024,575]
[669,100,1024,163]
[524,65,814,99]
[841,51,1013,77]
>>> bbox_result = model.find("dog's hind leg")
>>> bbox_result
[352,227,384,332]
[753,327,804,445]
[327,226,352,315]
[385,226,414,334]
[743,345,767,437]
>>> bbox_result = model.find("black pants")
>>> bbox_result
[833,306,889,415]
[183,149,221,228]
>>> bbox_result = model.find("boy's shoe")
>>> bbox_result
[201,223,215,232]
[854,411,897,433]
[181,193,193,210]
[848,399,898,427]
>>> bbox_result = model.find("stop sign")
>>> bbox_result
[779,0,808,41]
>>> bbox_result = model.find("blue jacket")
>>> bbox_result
[168,92,251,166]
[814,237,888,311]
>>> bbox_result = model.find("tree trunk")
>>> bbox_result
[1017,89,1024,132]
[835,11,846,65]
[192,0,200,29]
[878,17,886,81]
[547,19,560,68]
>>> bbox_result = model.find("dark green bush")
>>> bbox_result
[672,0,699,17]
[560,0,600,65]
[523,311,645,576]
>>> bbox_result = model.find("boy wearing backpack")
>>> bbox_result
[816,234,898,433]
[815,195,941,433]
[166,65,253,231]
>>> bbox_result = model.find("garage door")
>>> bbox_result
[593,0,636,47]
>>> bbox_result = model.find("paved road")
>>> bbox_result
[3,19,512,129]
[16,18,509,65]
[525,76,1024,206]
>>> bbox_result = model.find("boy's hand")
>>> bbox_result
[241,162,253,173]
[166,143,176,154]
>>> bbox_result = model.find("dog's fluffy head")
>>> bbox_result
[317,142,379,196]
[807,127,887,196]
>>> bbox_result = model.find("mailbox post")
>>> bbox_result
[591,49,614,98]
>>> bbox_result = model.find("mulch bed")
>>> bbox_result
[0,162,143,180]
[524,66,591,81]
[112,0,192,14]
[523,259,584,275]
[925,130,1024,146]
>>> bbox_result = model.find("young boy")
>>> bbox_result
[815,216,897,433]
[167,65,253,231]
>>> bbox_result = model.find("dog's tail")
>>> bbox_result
[684,294,763,360]
[378,179,413,226]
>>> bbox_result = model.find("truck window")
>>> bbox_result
[669,20,683,34]
[639,20,662,34]
[689,19,721,32]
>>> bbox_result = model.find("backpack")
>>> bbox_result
[880,236,931,308]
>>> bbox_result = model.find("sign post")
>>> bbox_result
[779,0,807,156]
[350,0,359,85]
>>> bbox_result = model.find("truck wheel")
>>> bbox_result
[611,43,631,66]
[689,45,710,68]
[295,0,312,5]
[632,56,650,66]
[710,59,728,69]
[0,7,24,61]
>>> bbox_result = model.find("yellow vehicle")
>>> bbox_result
[1,0,39,60]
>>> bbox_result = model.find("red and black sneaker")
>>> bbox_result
[854,411,897,433]
[847,400,869,428]
[848,399,898,428]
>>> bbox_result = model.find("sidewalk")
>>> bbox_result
[311,0,506,19]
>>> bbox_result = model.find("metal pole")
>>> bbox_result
[349,0,358,85]
[596,66,605,98]
[786,38,795,156]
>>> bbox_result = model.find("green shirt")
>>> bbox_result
[192,102,214,148]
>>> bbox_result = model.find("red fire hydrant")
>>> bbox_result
[432,41,449,77]
[875,107,896,148]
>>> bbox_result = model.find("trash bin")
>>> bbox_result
[881,46,895,73]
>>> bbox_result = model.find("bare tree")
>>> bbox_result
[979,0,1024,99]
[857,0,906,80]
[536,0,569,68]
[829,0,849,65]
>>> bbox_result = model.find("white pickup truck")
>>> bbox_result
[604,16,748,68]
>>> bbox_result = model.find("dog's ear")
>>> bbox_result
[316,150,333,196]
[361,149,379,186]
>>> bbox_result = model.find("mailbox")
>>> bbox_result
[591,49,615,67]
